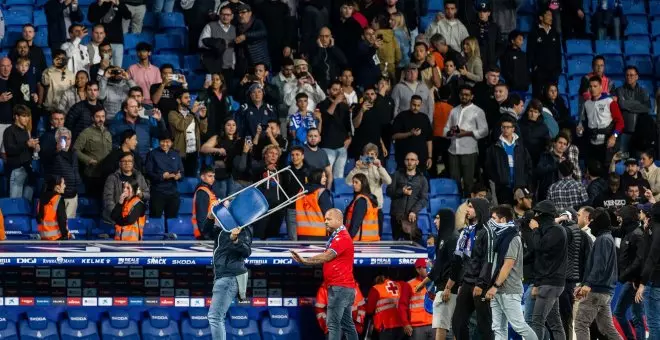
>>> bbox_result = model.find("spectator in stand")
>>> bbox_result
[270,58,296,115]
[527,8,562,97]
[61,24,90,74]
[429,33,465,70]
[282,145,311,238]
[473,67,502,128]
[386,152,429,241]
[518,99,550,165]
[14,25,48,81]
[454,184,488,228]
[122,0,146,33]
[444,85,488,196]
[8,58,39,112]
[200,117,243,198]
[391,64,433,121]
[335,2,363,65]
[310,27,348,91]
[585,160,608,205]
[547,161,589,210]
[64,82,103,143]
[111,179,146,241]
[99,67,136,119]
[592,0,623,40]
[499,30,529,93]
[0,58,13,150]
[425,1,469,52]
[577,75,624,164]
[346,143,392,209]
[252,120,287,161]
[236,84,278,138]
[88,0,131,67]
[127,43,161,106]
[74,108,112,199]
[339,69,359,105]
[102,151,149,225]
[579,56,616,108]
[145,132,183,219]
[488,94,523,142]
[459,36,483,86]
[42,50,75,113]
[45,0,84,50]
[288,95,320,147]
[635,201,660,337]
[235,63,280,106]
[293,168,332,240]
[371,15,400,80]
[390,13,411,70]
[37,175,71,240]
[485,115,533,205]
[468,3,502,71]
[254,0,294,73]
[614,66,651,154]
[42,127,81,218]
[352,27,382,89]
[234,4,270,75]
[109,97,166,160]
[87,24,106,67]
[151,64,187,117]
[283,59,326,115]
[593,173,627,209]
[408,41,442,91]
[542,83,572,132]
[641,150,660,201]
[197,73,232,141]
[58,70,88,113]
[303,128,333,188]
[345,173,380,241]
[317,80,351,178]
[610,154,650,194]
[101,129,144,179]
[38,111,65,161]
[349,87,387,160]
[391,95,433,171]
[89,42,114,82]
[168,89,208,176]
[152,0,174,13]
[199,6,236,83]
[298,0,330,56]
[536,133,570,201]
[4,105,38,199]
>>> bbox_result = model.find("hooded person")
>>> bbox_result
[451,197,495,340]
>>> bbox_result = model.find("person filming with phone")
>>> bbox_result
[99,65,136,118]
[392,95,433,171]
[345,143,392,224]
[111,178,146,241]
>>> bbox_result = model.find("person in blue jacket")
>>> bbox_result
[109,96,167,160]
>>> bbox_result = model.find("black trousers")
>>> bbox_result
[183,152,198,177]
[376,327,405,340]
[149,193,180,219]
[452,283,494,340]
[494,185,514,205]
[253,209,285,240]
[82,175,104,200]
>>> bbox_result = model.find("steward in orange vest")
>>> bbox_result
[112,181,146,241]
[345,193,380,242]
[192,168,219,240]
[36,175,71,240]
[366,276,405,335]
[315,281,366,335]
[0,208,5,241]
[399,259,433,339]
[295,172,333,240]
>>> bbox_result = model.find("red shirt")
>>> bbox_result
[324,228,355,288]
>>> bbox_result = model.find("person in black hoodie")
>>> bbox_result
[518,99,550,166]
[451,197,495,340]
[44,0,84,50]
[527,9,562,98]
[636,202,660,337]
[613,204,646,339]
[87,0,131,67]
[542,83,572,133]
[415,208,462,340]
[529,200,567,340]
[499,30,529,93]
[254,0,295,73]
[468,3,503,71]
[573,207,621,339]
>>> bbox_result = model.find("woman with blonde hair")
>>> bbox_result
[459,36,483,85]
[390,13,411,71]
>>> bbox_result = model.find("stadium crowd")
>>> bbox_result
[0,0,659,338]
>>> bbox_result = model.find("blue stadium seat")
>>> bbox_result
[5,0,34,5]
[638,79,655,94]
[604,56,624,76]
[516,15,532,33]
[76,196,100,217]
[429,178,459,196]
[595,40,622,56]
[6,4,34,13]
[5,215,31,239]
[0,198,31,215]
[3,30,22,48]
[385,158,397,173]
[34,10,47,28]
[177,177,199,196]
[651,2,660,19]
[225,307,260,340]
[19,311,58,340]
[158,12,186,29]
[179,197,194,215]
[518,0,535,14]
[332,195,352,213]
[124,32,155,51]
[5,10,32,26]
[332,179,353,195]
[144,217,166,240]
[568,76,583,94]
[183,55,202,72]
[141,309,180,340]
[430,196,461,214]
[215,187,268,230]
[382,196,391,213]
[261,308,300,340]
[627,56,654,76]
[34,30,48,48]
[166,218,196,240]
[624,39,651,56]
[101,310,140,340]
[624,16,649,37]
[155,34,185,52]
[565,40,593,58]
[428,0,443,12]
[0,310,18,340]
[558,75,568,94]
[567,58,591,78]
[417,212,432,238]
[122,54,139,69]
[60,310,99,340]
[181,309,211,340]
[381,214,393,240]
[67,218,95,239]
[77,0,96,5]
[652,20,660,40]
[151,54,181,69]
[420,13,435,33]
[622,1,646,15]
[187,73,206,92]
[143,12,157,29]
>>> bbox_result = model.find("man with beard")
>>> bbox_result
[317,80,351,179]
[594,173,628,209]
[150,64,187,119]
[234,4,270,76]
[10,25,47,83]
[64,81,102,143]
[392,95,433,171]
[349,86,388,160]
[283,59,326,115]
[42,49,75,112]
[74,108,112,199]
[89,42,114,82]
[473,67,503,128]
[109,97,166,161]
[303,128,332,189]
[99,66,137,119]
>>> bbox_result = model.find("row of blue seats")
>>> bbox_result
[0,307,300,340]
[4,9,186,30]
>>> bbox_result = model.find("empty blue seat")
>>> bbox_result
[332,179,353,195]
[622,1,646,15]
[122,54,139,69]
[143,217,166,240]
[183,55,202,72]
[5,0,34,5]
[141,309,180,340]
[166,218,195,240]
[382,196,391,213]
[558,75,568,94]
[517,15,532,33]
[101,310,139,340]
[428,0,444,12]
[2,30,22,48]
[568,76,583,94]
[595,40,622,56]
[518,0,535,14]
[652,20,660,39]
[143,12,157,29]
[420,13,435,33]
[430,196,461,214]
[565,40,593,58]
[181,309,211,340]
[0,198,31,215]
[155,33,185,52]
[5,10,32,26]
[151,54,181,69]
[177,177,199,196]
[158,12,186,28]
[624,40,651,56]
[124,32,155,51]
[638,79,655,94]
[567,58,591,78]
[225,307,260,340]
[34,30,48,48]
[625,17,649,37]
[19,311,58,340]
[67,218,95,239]
[179,197,194,215]
[333,195,352,213]
[77,197,100,217]
[60,310,99,340]
[34,10,47,27]
[604,56,625,76]
[381,214,393,240]
[187,73,206,92]
[261,308,300,340]
[429,178,459,196]
[627,56,654,76]
[0,310,18,340]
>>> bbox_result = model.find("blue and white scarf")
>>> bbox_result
[326,225,345,249]
[455,224,477,258]
[487,219,516,237]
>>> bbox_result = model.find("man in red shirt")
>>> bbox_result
[291,208,358,340]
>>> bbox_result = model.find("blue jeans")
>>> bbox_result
[322,147,348,178]
[10,167,33,200]
[111,43,124,69]
[645,285,660,340]
[614,282,645,340]
[523,284,550,340]
[213,178,240,199]
[326,285,358,340]
[152,0,175,12]
[208,277,239,340]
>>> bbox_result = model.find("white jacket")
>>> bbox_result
[61,37,90,74]
[425,18,469,52]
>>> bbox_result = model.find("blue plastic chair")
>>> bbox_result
[225,308,260,340]
[332,179,353,195]
[517,15,532,33]
[604,56,625,76]
[158,12,186,29]
[181,309,211,340]
[151,54,181,69]
[565,40,593,58]
[595,40,622,56]
[627,56,654,76]
[34,30,48,48]
[177,177,199,196]
[143,217,166,240]
[166,218,196,240]
[67,218,95,239]
[5,0,34,5]
[622,1,646,15]
[5,10,32,26]
[187,73,206,92]
[19,311,58,340]
[567,58,592,78]
[428,0,444,12]
[60,310,99,340]
[0,197,31,215]
[183,55,202,72]
[33,10,47,27]
[213,187,269,231]
[624,39,651,56]
[76,196,100,218]
[260,308,300,340]
[155,33,185,52]
[124,32,155,51]
[101,311,139,340]
[141,309,180,340]
[381,214,393,240]
[624,17,649,37]
[429,178,459,196]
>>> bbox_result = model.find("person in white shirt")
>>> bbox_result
[61,23,90,74]
[87,24,105,65]
[443,85,488,196]
[283,59,326,115]
[425,0,469,52]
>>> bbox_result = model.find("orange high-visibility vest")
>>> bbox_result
[296,188,327,238]
[114,196,145,241]
[314,282,366,334]
[372,279,403,331]
[346,194,380,242]
[192,185,217,238]
[407,277,433,327]
[0,208,5,241]
[38,194,67,240]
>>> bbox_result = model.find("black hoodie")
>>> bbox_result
[457,198,494,289]
[582,208,618,294]
[641,203,660,285]
[618,205,646,283]
[428,208,463,293]
[532,200,568,286]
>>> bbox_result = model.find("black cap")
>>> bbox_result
[624,158,638,166]
[237,3,251,12]
[477,2,491,12]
